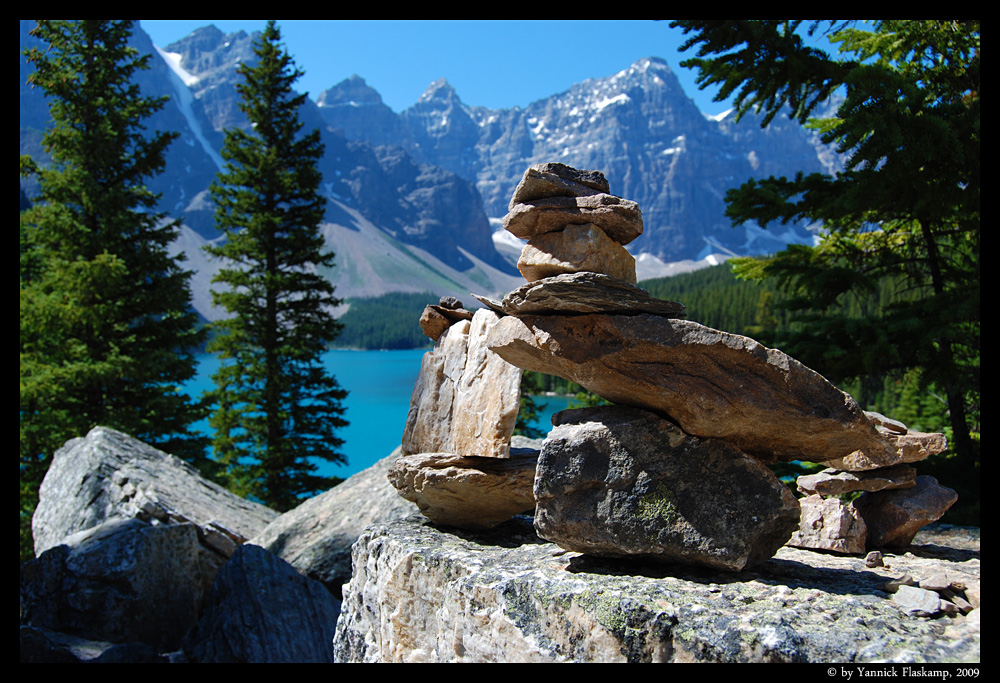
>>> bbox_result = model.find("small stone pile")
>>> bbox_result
[389,163,956,572]
[502,162,643,284]
[789,413,957,554]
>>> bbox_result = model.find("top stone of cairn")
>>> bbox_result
[508,162,610,211]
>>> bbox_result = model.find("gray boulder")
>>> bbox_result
[32,426,277,570]
[334,517,980,663]
[502,193,644,245]
[251,448,418,591]
[184,544,341,663]
[534,406,799,571]
[20,517,204,651]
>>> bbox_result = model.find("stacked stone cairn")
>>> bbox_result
[788,411,958,554]
[389,162,956,572]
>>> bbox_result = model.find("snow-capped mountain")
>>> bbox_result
[319,56,842,264]
[21,21,842,321]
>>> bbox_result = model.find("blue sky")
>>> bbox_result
[139,20,749,117]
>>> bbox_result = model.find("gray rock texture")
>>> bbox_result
[333,518,980,663]
[32,426,277,563]
[183,544,341,663]
[21,518,205,651]
[534,406,799,571]
[251,448,418,592]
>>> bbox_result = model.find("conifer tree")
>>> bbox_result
[206,20,347,510]
[20,20,207,557]
[671,20,980,467]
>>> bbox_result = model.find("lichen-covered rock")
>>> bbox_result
[333,517,980,663]
[534,406,799,571]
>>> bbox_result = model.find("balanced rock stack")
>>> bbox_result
[390,298,537,529]
[788,412,957,554]
[389,163,955,573]
[502,162,642,284]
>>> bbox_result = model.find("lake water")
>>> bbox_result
[185,350,573,480]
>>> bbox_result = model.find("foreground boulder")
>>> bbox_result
[252,448,418,591]
[334,517,980,663]
[32,426,277,572]
[534,406,799,571]
[21,518,204,651]
[183,544,341,663]
[487,313,897,465]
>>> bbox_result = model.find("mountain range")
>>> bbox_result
[20,21,842,321]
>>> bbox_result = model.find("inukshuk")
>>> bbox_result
[391,162,955,571]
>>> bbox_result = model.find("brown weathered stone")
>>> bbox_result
[387,451,538,529]
[787,494,867,555]
[854,476,958,548]
[508,163,610,210]
[827,430,948,471]
[796,465,917,496]
[418,303,474,341]
[517,223,637,283]
[486,313,889,465]
[402,309,522,459]
[501,272,685,318]
[502,194,643,245]
[533,406,800,571]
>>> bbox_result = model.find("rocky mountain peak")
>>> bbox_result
[317,75,384,108]
[416,77,461,106]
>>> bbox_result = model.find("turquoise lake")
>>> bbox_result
[186,350,573,480]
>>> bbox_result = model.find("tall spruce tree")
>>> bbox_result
[671,21,980,469]
[206,20,347,510]
[20,20,207,559]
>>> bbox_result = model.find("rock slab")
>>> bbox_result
[487,313,888,464]
[333,517,980,663]
[534,406,800,571]
[402,309,522,458]
[32,426,277,562]
[387,450,538,529]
